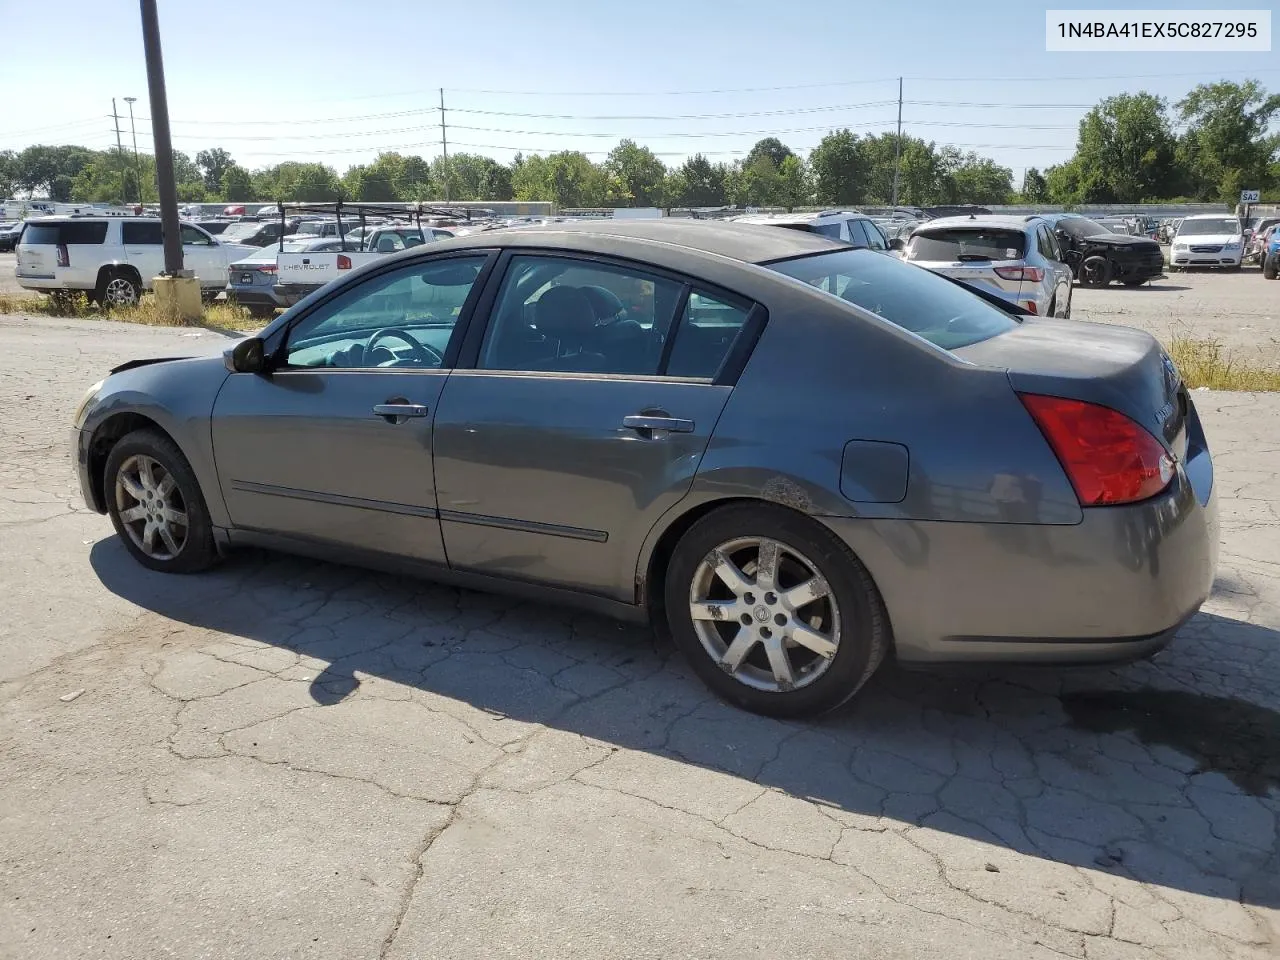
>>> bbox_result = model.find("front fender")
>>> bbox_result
[80,357,233,527]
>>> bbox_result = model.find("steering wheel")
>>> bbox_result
[365,327,442,367]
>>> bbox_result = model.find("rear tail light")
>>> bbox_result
[993,265,1044,282]
[1022,300,1038,314]
[1018,393,1175,506]
[337,254,352,270]
[258,263,277,274]
[56,243,69,267]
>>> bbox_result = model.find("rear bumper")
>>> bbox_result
[272,283,321,306]
[226,284,286,308]
[821,452,1217,665]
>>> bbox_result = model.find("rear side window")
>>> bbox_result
[665,290,751,379]
[21,222,108,245]
[122,221,164,245]
[767,247,1018,351]
[906,228,1026,262]
[860,220,887,251]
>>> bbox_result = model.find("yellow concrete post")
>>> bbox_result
[152,275,202,322]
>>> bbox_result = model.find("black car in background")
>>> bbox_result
[0,221,24,252]
[1040,213,1165,287]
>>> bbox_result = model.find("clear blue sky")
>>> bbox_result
[2,0,1277,185]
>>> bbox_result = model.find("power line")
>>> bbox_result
[446,100,899,120]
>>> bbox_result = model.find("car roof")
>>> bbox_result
[732,210,867,226]
[1180,213,1240,221]
[433,218,840,264]
[913,215,1036,231]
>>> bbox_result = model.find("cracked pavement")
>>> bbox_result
[1,312,1278,960]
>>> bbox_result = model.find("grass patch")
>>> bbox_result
[1169,337,1280,392]
[0,291,265,332]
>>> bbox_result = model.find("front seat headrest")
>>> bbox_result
[534,285,598,342]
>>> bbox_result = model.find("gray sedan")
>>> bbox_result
[71,220,1218,717]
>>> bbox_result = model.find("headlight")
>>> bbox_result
[1173,243,1187,251]
[1223,239,1240,249]
[72,379,104,429]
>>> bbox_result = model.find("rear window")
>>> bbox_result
[906,228,1025,262]
[767,248,1019,351]
[122,221,164,245]
[21,221,109,245]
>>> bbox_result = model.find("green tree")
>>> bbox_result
[195,148,234,192]
[668,153,726,206]
[1022,167,1049,203]
[511,151,607,207]
[1177,80,1280,202]
[0,150,16,198]
[809,130,866,205]
[431,153,506,201]
[252,162,343,201]
[605,139,667,207]
[478,161,513,201]
[938,149,1014,204]
[778,155,811,210]
[220,165,253,201]
[744,137,794,171]
[14,145,96,199]
[1069,92,1178,202]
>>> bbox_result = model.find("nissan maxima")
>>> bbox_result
[71,220,1217,716]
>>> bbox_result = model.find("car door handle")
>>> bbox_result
[373,403,428,422]
[622,414,694,434]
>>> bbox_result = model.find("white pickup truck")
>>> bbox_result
[267,206,470,305]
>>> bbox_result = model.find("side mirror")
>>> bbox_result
[224,336,267,374]
[888,237,905,252]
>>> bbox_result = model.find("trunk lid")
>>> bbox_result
[954,317,1187,460]
[914,259,1025,302]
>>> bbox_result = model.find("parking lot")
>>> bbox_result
[0,298,1277,958]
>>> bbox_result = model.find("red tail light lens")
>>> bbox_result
[56,243,69,267]
[1018,393,1175,505]
[993,265,1044,282]
[1022,300,1038,314]
[258,263,277,274]
[337,254,352,270]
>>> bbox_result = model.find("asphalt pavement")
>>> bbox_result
[1,313,1278,960]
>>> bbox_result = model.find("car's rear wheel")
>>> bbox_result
[97,271,140,308]
[664,504,888,717]
[1264,254,1278,280]
[104,429,218,574]
[1079,255,1113,287]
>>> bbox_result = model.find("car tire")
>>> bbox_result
[1079,255,1113,287]
[664,503,889,718]
[104,429,219,574]
[96,270,140,308]
[1264,255,1278,280]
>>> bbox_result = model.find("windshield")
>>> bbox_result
[906,228,1025,262]
[1058,217,1113,239]
[1177,218,1242,237]
[767,248,1019,351]
[219,222,261,240]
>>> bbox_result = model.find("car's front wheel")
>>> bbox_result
[1078,255,1113,287]
[104,429,218,573]
[664,504,888,717]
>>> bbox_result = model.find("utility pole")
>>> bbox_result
[891,77,903,207]
[111,98,127,206]
[139,0,183,277]
[124,97,142,204]
[439,87,451,202]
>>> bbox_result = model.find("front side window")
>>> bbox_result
[767,247,1018,351]
[282,256,487,369]
[479,255,683,375]
[180,224,213,246]
[861,220,887,251]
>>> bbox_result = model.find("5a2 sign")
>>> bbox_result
[1241,189,1261,203]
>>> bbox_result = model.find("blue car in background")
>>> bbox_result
[1263,226,1280,280]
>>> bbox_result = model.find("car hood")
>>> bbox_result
[1081,234,1161,250]
[1173,233,1240,245]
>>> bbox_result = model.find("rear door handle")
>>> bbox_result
[373,403,429,423]
[622,414,694,434]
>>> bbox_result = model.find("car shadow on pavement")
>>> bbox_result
[91,539,1280,910]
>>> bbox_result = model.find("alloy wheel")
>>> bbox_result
[114,454,189,561]
[104,277,139,307]
[688,536,841,693]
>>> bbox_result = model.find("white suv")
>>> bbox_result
[15,217,259,305]
[731,210,899,252]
